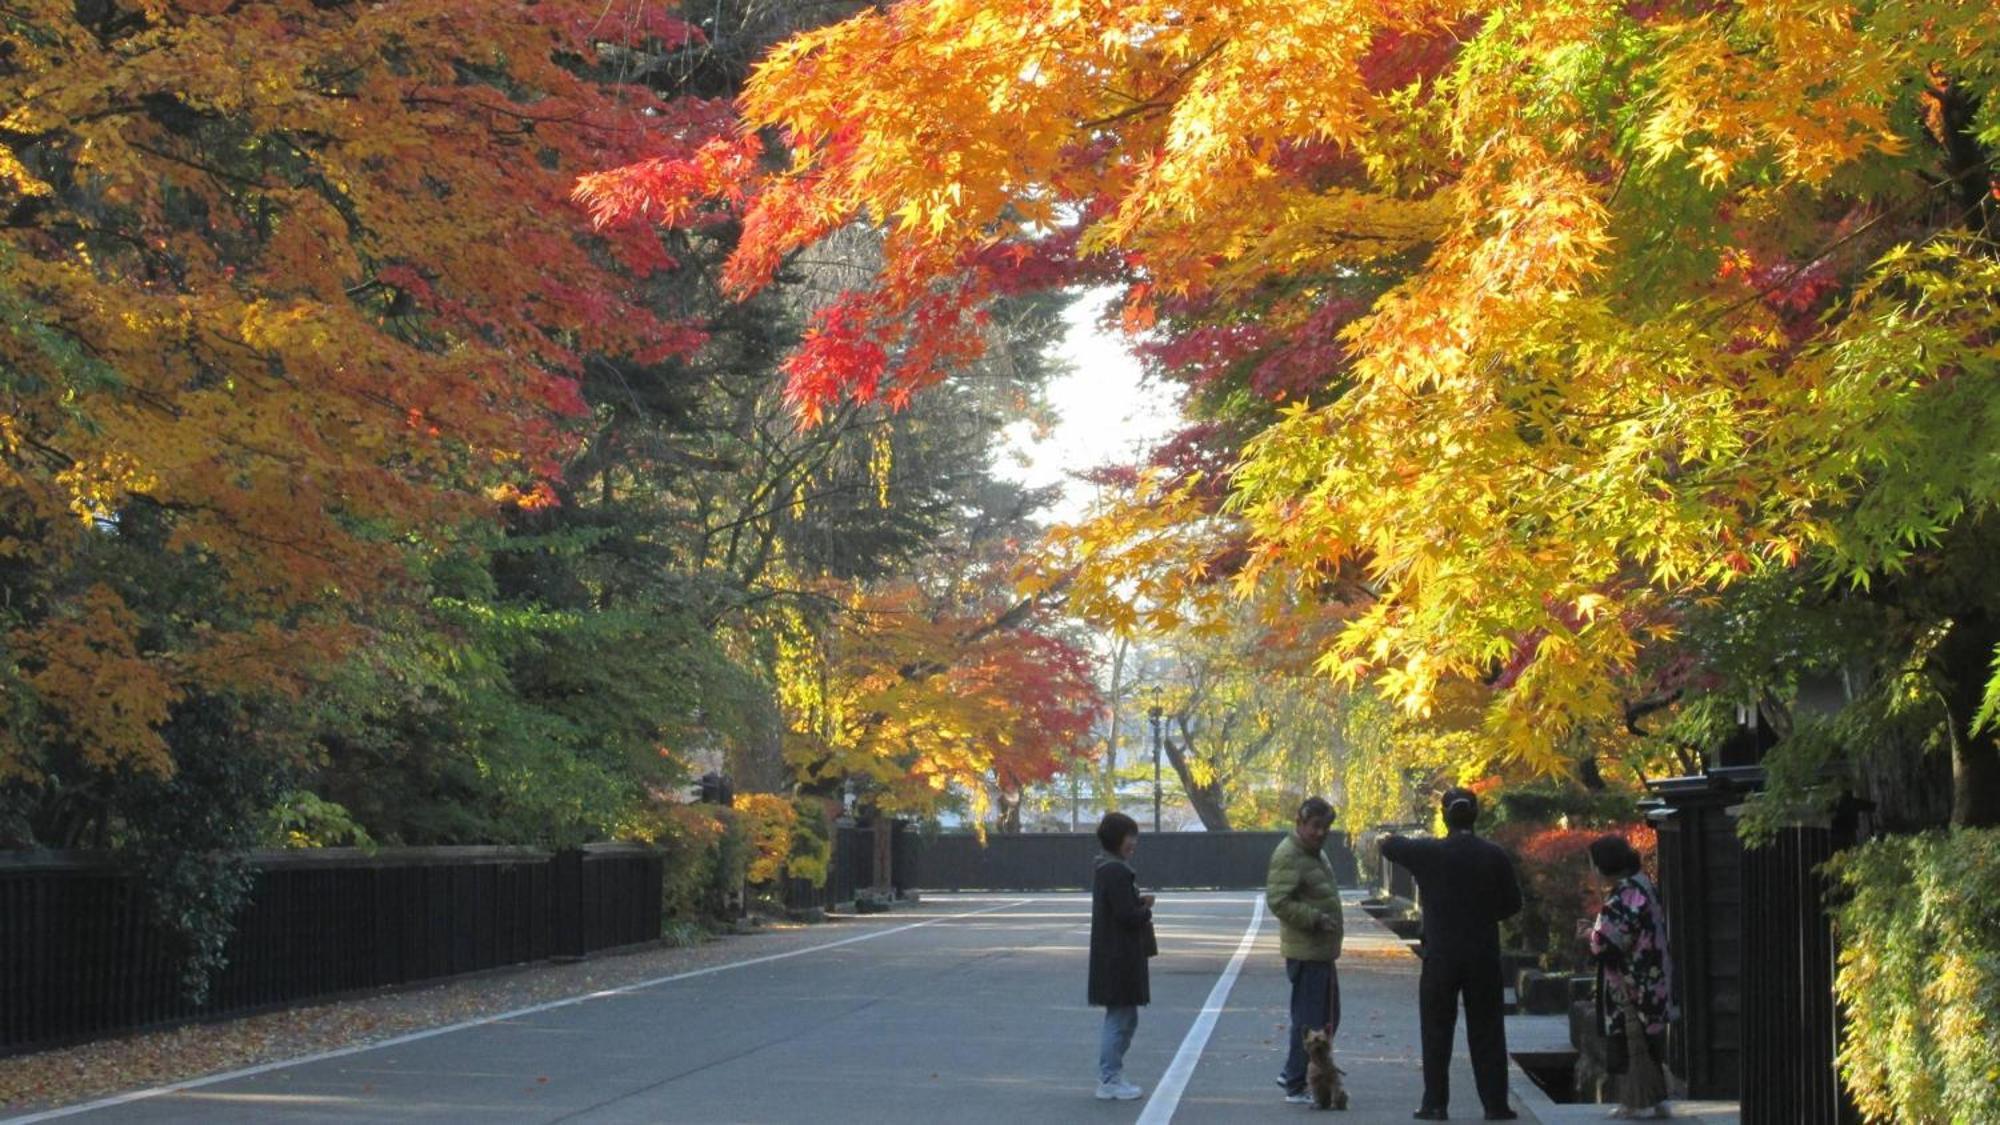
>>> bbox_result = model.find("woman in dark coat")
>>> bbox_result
[1089,811,1156,1101]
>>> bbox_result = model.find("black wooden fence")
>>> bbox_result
[1648,773,1747,1100]
[6,824,1350,1056]
[1648,769,1861,1124]
[892,829,1357,891]
[1738,819,1861,1125]
[1,845,661,1056]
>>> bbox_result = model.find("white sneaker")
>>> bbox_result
[1283,1091,1314,1105]
[1096,1080,1143,1100]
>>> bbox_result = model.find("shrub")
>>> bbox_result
[263,791,374,848]
[1485,781,1643,830]
[733,793,799,885]
[1828,828,2000,1125]
[621,801,748,926]
[732,792,833,888]
[1490,822,1655,972]
[785,795,833,886]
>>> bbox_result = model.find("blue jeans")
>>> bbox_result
[1280,959,1341,1094]
[1099,1005,1138,1083]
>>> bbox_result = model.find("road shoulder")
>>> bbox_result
[0,905,956,1117]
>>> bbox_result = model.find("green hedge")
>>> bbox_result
[1828,827,2000,1124]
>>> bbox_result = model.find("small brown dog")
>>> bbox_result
[1303,1027,1348,1110]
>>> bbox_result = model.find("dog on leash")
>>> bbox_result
[1303,1027,1348,1110]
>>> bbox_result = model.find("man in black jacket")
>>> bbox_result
[1381,788,1524,1121]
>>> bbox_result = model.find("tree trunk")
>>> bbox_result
[995,787,1022,833]
[1951,739,2000,828]
[1576,753,1606,791]
[1936,607,2000,828]
[1857,724,1955,833]
[1069,756,1080,832]
[1101,638,1128,811]
[1162,728,1231,831]
[1919,75,2000,827]
[726,692,790,794]
[1920,67,1999,241]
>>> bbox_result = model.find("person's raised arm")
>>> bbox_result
[1379,833,1425,876]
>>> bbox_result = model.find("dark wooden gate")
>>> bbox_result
[1648,769,1861,1123]
[1648,772,1747,1100]
[776,822,871,911]
[1739,820,1861,1124]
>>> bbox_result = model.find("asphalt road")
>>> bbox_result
[17,892,1519,1124]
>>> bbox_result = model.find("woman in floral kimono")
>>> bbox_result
[1588,835,1675,1120]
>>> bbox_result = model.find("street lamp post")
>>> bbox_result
[1147,699,1163,833]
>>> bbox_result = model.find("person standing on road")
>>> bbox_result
[1381,787,1524,1121]
[1266,796,1345,1106]
[1089,811,1157,1101]
[1587,834,1675,1120]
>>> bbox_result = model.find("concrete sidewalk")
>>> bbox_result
[1505,1012,1739,1124]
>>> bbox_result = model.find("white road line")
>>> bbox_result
[1137,895,1265,1125]
[4,899,1031,1124]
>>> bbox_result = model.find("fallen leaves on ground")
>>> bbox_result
[0,915,832,1114]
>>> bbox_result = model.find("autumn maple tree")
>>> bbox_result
[584,0,2000,829]
[0,0,1110,1005]
[773,511,1102,829]
[0,1,731,789]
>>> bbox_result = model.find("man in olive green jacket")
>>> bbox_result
[1266,796,1344,1104]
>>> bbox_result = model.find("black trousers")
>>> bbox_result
[1417,952,1510,1113]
